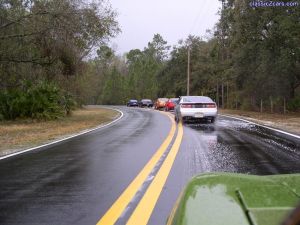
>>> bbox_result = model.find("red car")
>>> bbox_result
[165,98,179,111]
[155,98,169,110]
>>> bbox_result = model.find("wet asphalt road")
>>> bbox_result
[0,106,299,225]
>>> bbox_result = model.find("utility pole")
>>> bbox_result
[221,0,225,108]
[187,46,190,96]
[218,0,225,108]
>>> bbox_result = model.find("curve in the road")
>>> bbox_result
[0,107,175,225]
[1,108,299,225]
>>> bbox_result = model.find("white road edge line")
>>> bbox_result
[221,114,300,139]
[0,107,124,161]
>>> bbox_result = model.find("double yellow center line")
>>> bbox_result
[97,113,183,225]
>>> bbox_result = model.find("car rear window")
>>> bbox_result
[159,98,168,101]
[142,99,152,102]
[182,96,213,103]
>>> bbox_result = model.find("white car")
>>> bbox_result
[174,96,217,123]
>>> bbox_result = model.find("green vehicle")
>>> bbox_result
[167,173,300,225]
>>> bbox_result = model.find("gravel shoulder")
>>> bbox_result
[220,109,300,136]
[0,106,120,157]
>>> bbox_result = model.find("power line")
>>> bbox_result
[189,0,209,35]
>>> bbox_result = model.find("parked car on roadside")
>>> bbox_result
[127,99,139,107]
[139,99,153,107]
[165,98,179,111]
[154,98,169,110]
[174,96,217,123]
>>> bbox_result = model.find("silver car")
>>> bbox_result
[174,96,217,123]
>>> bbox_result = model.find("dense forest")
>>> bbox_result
[0,0,119,119]
[85,0,300,113]
[0,0,299,120]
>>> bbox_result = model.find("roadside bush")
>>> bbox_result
[287,97,300,112]
[61,92,77,116]
[26,82,64,119]
[0,89,24,120]
[0,81,76,120]
[239,98,257,111]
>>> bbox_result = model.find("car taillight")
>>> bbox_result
[206,104,216,108]
[181,104,192,108]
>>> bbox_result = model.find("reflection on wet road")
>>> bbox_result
[183,118,299,175]
[0,107,299,225]
[148,115,300,225]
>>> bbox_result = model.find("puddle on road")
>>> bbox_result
[183,117,300,175]
[184,124,241,174]
[218,118,299,157]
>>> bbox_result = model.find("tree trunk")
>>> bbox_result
[216,83,219,107]
[284,98,286,114]
[222,83,224,108]
[226,82,229,108]
[270,97,273,113]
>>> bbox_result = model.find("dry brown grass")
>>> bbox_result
[0,107,120,156]
[220,109,300,135]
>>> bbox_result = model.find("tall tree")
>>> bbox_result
[0,0,120,89]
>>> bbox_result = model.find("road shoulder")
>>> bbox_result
[0,106,122,159]
[219,109,300,136]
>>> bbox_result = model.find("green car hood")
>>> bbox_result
[167,173,300,225]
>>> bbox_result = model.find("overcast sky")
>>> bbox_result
[109,0,222,54]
